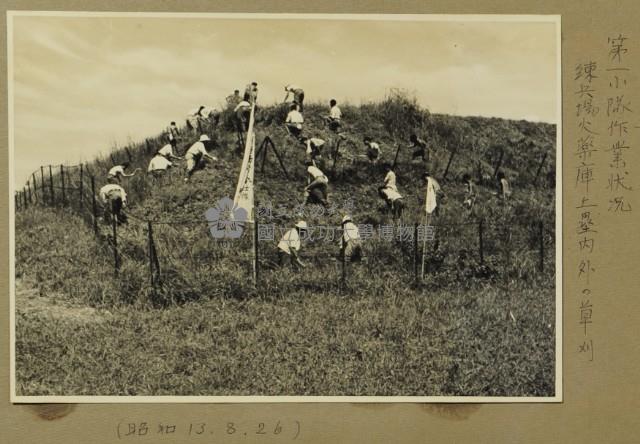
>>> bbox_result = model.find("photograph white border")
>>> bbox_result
[8,11,562,404]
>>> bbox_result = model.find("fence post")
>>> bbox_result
[60,165,66,206]
[253,216,259,287]
[23,188,28,208]
[40,166,46,204]
[478,219,484,264]
[79,164,84,209]
[112,204,119,275]
[49,165,54,205]
[147,221,155,291]
[341,245,347,292]
[413,223,419,282]
[27,181,32,204]
[91,176,98,236]
[32,173,38,203]
[534,152,548,187]
[539,221,544,273]
[442,148,457,180]
[503,225,510,290]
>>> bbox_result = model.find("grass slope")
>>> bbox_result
[15,93,556,396]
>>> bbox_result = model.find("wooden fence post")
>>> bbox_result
[478,219,484,265]
[341,245,347,292]
[539,221,544,272]
[79,164,84,209]
[442,148,457,180]
[112,204,119,274]
[147,221,156,290]
[534,152,548,187]
[91,176,98,236]
[27,181,32,204]
[49,165,54,205]
[60,165,66,206]
[413,223,419,282]
[253,216,259,287]
[40,166,46,204]
[31,173,38,203]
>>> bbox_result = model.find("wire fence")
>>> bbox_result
[14,105,555,304]
[15,163,553,305]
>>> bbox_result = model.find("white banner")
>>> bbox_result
[233,103,256,223]
[425,176,440,215]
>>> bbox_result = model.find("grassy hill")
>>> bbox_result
[15,92,557,396]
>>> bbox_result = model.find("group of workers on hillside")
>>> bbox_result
[98,81,513,268]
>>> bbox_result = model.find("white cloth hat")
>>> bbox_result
[199,134,210,142]
[341,215,352,224]
[294,220,308,230]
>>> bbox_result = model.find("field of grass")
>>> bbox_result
[15,93,556,396]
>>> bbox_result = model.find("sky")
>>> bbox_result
[10,14,559,188]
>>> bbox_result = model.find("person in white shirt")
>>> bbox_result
[234,100,252,132]
[378,164,404,219]
[148,154,173,178]
[326,99,342,131]
[277,220,308,269]
[107,162,139,182]
[226,90,241,107]
[285,104,304,138]
[300,137,325,163]
[305,162,329,206]
[156,143,182,160]
[364,136,382,163]
[186,106,205,131]
[99,183,128,224]
[184,134,218,182]
[284,84,305,112]
[244,82,258,104]
[340,215,363,262]
[382,164,398,192]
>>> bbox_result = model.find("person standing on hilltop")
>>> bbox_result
[226,89,241,107]
[277,220,308,269]
[99,182,128,224]
[326,99,342,132]
[285,103,304,139]
[284,84,305,112]
[244,82,258,104]
[166,121,180,151]
[184,134,218,182]
[107,162,139,183]
[234,99,253,132]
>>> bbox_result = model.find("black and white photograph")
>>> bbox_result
[10,12,561,401]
